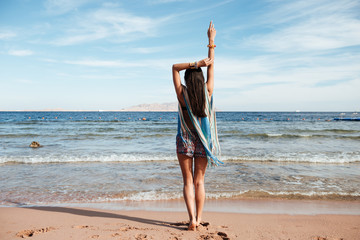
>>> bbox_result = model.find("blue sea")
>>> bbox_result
[0,111,359,208]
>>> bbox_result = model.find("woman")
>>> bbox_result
[172,21,222,231]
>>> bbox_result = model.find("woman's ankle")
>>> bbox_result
[196,216,202,226]
[188,220,196,231]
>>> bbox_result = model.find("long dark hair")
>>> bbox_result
[184,68,207,117]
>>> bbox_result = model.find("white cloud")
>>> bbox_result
[64,59,141,68]
[48,0,233,46]
[8,50,34,56]
[52,30,107,46]
[41,58,59,63]
[263,0,359,25]
[129,46,168,54]
[44,0,92,15]
[51,6,168,46]
[147,0,188,4]
[92,9,157,36]
[216,0,360,110]
[236,78,359,111]
[0,31,16,39]
[63,57,174,69]
[249,19,360,52]
[243,0,360,52]
[14,79,36,84]
[215,53,360,89]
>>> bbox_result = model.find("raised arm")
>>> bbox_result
[206,21,216,97]
[172,63,190,106]
[172,58,213,105]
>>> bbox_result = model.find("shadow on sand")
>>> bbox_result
[18,205,186,231]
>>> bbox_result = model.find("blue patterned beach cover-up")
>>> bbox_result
[177,85,223,167]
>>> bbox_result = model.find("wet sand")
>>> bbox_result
[1,202,359,240]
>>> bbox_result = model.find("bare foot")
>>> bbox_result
[196,218,203,227]
[188,222,196,231]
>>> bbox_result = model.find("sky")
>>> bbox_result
[0,0,359,111]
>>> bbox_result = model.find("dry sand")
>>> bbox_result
[1,205,359,240]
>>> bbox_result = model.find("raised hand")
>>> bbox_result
[207,21,216,42]
[198,58,214,68]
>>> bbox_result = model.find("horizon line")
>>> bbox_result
[0,110,358,113]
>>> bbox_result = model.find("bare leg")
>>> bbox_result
[177,154,196,230]
[194,157,207,226]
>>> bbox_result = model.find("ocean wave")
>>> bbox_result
[96,127,117,132]
[113,136,134,140]
[73,190,360,202]
[221,155,360,163]
[206,190,360,201]
[142,134,173,138]
[0,154,177,164]
[292,128,360,134]
[60,133,126,139]
[220,133,360,140]
[0,133,40,138]
[100,191,183,202]
[8,121,42,125]
[1,152,359,164]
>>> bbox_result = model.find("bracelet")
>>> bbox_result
[189,62,198,69]
[207,44,216,48]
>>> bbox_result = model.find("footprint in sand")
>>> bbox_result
[170,221,211,231]
[200,222,210,227]
[196,222,211,231]
[120,225,153,231]
[168,236,182,240]
[135,233,151,240]
[16,227,55,238]
[73,225,90,229]
[199,231,230,240]
[217,231,229,239]
[313,237,344,240]
[168,232,183,240]
[73,225,98,230]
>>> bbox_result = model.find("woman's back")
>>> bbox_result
[171,21,218,231]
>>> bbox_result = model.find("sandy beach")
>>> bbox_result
[1,111,360,239]
[1,200,360,240]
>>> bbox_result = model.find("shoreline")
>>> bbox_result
[1,204,359,239]
[2,198,360,215]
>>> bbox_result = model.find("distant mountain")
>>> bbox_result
[121,102,178,112]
